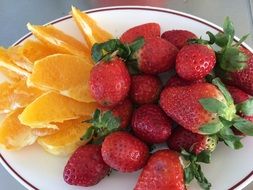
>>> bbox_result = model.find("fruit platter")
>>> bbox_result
[1,6,253,190]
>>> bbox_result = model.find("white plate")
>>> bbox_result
[1,6,253,190]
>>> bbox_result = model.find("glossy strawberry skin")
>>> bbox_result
[101,131,149,172]
[120,23,160,43]
[134,149,185,190]
[167,127,208,154]
[226,49,253,96]
[136,37,178,74]
[166,75,205,88]
[161,30,197,49]
[63,144,110,187]
[89,58,131,107]
[99,99,133,129]
[160,83,224,133]
[176,44,216,80]
[130,75,162,105]
[132,104,172,144]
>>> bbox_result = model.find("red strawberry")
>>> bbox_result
[99,99,133,129]
[166,75,205,87]
[101,131,149,172]
[159,82,230,134]
[63,144,110,187]
[132,104,172,144]
[134,37,178,74]
[227,85,253,135]
[120,23,160,43]
[224,48,253,95]
[167,127,217,154]
[89,58,131,107]
[130,75,162,105]
[176,44,216,80]
[161,30,197,49]
[134,149,186,190]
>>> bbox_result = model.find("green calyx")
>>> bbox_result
[182,149,212,190]
[91,37,145,63]
[199,78,253,149]
[81,109,121,144]
[215,17,250,72]
[236,98,253,116]
[188,31,216,45]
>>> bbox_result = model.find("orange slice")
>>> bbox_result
[7,46,33,72]
[32,128,58,137]
[20,40,57,63]
[18,91,97,129]
[28,54,94,102]
[0,108,37,150]
[0,47,30,77]
[71,6,113,48]
[0,66,23,82]
[0,80,42,114]
[27,23,90,58]
[37,116,91,156]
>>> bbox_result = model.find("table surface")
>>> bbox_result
[0,0,253,189]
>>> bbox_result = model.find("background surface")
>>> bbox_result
[0,0,253,189]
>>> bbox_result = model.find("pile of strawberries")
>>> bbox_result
[63,18,253,190]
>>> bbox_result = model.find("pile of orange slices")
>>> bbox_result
[0,6,113,156]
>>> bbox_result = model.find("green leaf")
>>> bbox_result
[184,165,194,184]
[91,39,130,62]
[194,163,212,190]
[223,17,235,40]
[236,98,253,116]
[214,32,228,48]
[196,151,211,164]
[80,126,94,141]
[199,98,227,114]
[219,116,234,128]
[128,37,145,54]
[219,47,247,72]
[199,121,224,135]
[219,127,243,149]
[212,78,234,106]
[234,34,249,47]
[233,117,253,136]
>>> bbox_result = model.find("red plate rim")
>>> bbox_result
[0,5,252,190]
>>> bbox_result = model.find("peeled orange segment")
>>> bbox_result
[32,128,58,137]
[71,6,113,48]
[27,23,90,58]
[7,46,33,72]
[37,116,91,156]
[0,47,30,77]
[20,40,57,63]
[0,108,37,150]
[28,54,94,102]
[18,91,97,129]
[0,66,23,82]
[0,80,42,114]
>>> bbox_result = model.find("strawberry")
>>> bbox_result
[227,86,253,135]
[176,43,216,80]
[101,131,149,172]
[160,82,228,134]
[167,127,217,154]
[212,18,253,95]
[130,75,162,104]
[63,144,110,187]
[99,99,133,129]
[89,58,131,107]
[161,30,197,49]
[134,150,185,190]
[132,104,172,144]
[160,78,253,149]
[120,23,160,43]
[134,37,178,74]
[166,75,205,87]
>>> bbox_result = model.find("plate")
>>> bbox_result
[1,6,253,190]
